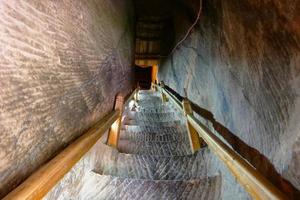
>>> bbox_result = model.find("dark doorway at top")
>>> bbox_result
[135,66,152,90]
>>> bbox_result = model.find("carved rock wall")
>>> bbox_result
[159,0,300,198]
[0,0,134,198]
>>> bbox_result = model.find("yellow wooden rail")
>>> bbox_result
[156,83,288,200]
[4,89,137,200]
[125,88,138,106]
[107,88,139,148]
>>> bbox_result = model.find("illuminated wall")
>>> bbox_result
[159,0,300,198]
[0,0,134,197]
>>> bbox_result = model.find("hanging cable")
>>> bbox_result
[167,0,203,57]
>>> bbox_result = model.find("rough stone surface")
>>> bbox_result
[78,173,221,200]
[94,145,209,180]
[159,0,300,198]
[0,0,134,198]
[118,139,191,156]
[46,91,221,199]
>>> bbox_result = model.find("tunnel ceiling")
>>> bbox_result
[133,0,200,67]
[133,0,173,67]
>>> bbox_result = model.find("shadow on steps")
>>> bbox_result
[164,86,300,199]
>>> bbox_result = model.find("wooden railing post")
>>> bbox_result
[107,94,124,148]
[182,98,201,153]
[161,92,168,103]
[134,86,139,102]
[151,82,157,91]
[160,81,168,103]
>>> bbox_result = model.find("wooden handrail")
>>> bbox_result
[155,83,288,200]
[4,111,119,200]
[4,89,138,200]
[107,88,138,148]
[187,115,287,200]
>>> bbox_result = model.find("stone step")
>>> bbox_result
[94,150,209,180]
[138,90,158,95]
[139,90,159,96]
[82,173,221,200]
[119,131,188,142]
[137,105,173,112]
[118,139,191,156]
[137,93,161,99]
[124,120,183,127]
[137,105,174,113]
[133,109,175,114]
[137,96,162,102]
[122,124,186,133]
[137,102,163,108]
[125,112,181,123]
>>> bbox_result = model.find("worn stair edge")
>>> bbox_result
[118,139,192,156]
[80,173,222,200]
[94,148,209,180]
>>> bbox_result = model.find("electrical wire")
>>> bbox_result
[168,0,203,56]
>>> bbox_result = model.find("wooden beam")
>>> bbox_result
[107,94,125,148]
[182,99,201,153]
[151,65,158,84]
[135,59,159,67]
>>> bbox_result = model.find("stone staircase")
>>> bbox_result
[90,90,221,199]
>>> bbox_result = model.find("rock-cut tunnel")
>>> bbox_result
[0,0,300,199]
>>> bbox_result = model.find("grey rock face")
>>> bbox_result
[0,0,134,198]
[159,0,300,198]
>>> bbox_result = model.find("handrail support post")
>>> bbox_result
[151,83,157,91]
[160,82,168,103]
[182,98,202,153]
[161,92,168,103]
[134,87,139,102]
[107,94,124,148]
